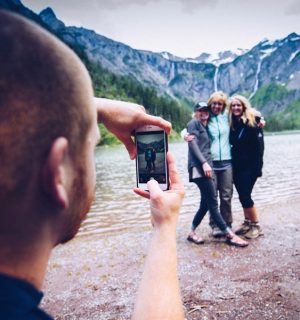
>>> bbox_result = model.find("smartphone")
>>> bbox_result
[135,125,169,191]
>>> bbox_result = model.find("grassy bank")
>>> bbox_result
[264,129,300,136]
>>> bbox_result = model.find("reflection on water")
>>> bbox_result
[79,133,300,236]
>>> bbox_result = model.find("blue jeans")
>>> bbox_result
[191,177,229,232]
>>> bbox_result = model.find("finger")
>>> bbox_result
[125,141,137,160]
[117,134,137,160]
[135,104,146,112]
[138,114,172,134]
[167,152,183,187]
[147,179,163,198]
[133,187,150,199]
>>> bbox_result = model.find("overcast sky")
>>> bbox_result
[23,0,300,58]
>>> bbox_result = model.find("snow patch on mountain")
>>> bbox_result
[289,50,300,64]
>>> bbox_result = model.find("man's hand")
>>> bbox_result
[133,152,185,229]
[95,98,171,159]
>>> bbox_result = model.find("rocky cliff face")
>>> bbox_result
[38,8,300,115]
[223,35,300,96]
[2,0,300,116]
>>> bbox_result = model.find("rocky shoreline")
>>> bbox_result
[42,198,300,320]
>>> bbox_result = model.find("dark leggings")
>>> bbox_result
[233,171,257,208]
[191,177,228,232]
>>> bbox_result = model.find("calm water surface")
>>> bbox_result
[79,133,300,236]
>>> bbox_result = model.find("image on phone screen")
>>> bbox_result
[136,130,168,187]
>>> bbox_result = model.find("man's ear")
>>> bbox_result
[42,137,70,209]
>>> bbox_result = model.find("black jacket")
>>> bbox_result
[0,273,53,320]
[187,119,213,180]
[230,119,264,177]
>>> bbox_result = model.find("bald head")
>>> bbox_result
[0,10,94,200]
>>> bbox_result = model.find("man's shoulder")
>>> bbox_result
[0,273,54,320]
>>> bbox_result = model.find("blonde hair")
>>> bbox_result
[228,95,256,128]
[207,91,228,112]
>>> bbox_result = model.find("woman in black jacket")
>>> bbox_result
[186,102,248,247]
[229,95,264,239]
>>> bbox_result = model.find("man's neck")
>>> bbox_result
[0,238,52,290]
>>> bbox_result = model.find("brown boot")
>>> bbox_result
[235,219,251,235]
[244,222,263,239]
[242,207,263,239]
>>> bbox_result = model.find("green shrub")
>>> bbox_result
[266,98,300,131]
[251,83,289,107]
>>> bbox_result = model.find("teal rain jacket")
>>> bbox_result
[208,111,231,161]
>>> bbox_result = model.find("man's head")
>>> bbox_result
[0,11,99,245]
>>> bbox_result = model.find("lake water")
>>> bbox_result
[79,133,300,236]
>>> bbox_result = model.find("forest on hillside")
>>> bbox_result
[76,47,300,145]
[251,83,300,131]
[75,49,191,145]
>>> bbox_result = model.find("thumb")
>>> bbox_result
[117,134,136,160]
[147,179,162,198]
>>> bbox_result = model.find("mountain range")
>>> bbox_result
[1,0,300,130]
[37,7,300,116]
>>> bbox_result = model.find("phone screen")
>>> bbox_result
[135,130,168,190]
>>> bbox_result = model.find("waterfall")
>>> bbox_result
[214,66,219,91]
[167,61,175,86]
[249,59,263,99]
[249,49,275,99]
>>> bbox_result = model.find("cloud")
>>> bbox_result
[285,0,300,15]
[88,0,160,10]
[27,0,219,15]
[77,0,218,12]
[25,0,161,13]
[178,0,219,14]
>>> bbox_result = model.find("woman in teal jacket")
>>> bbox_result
[207,91,233,236]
